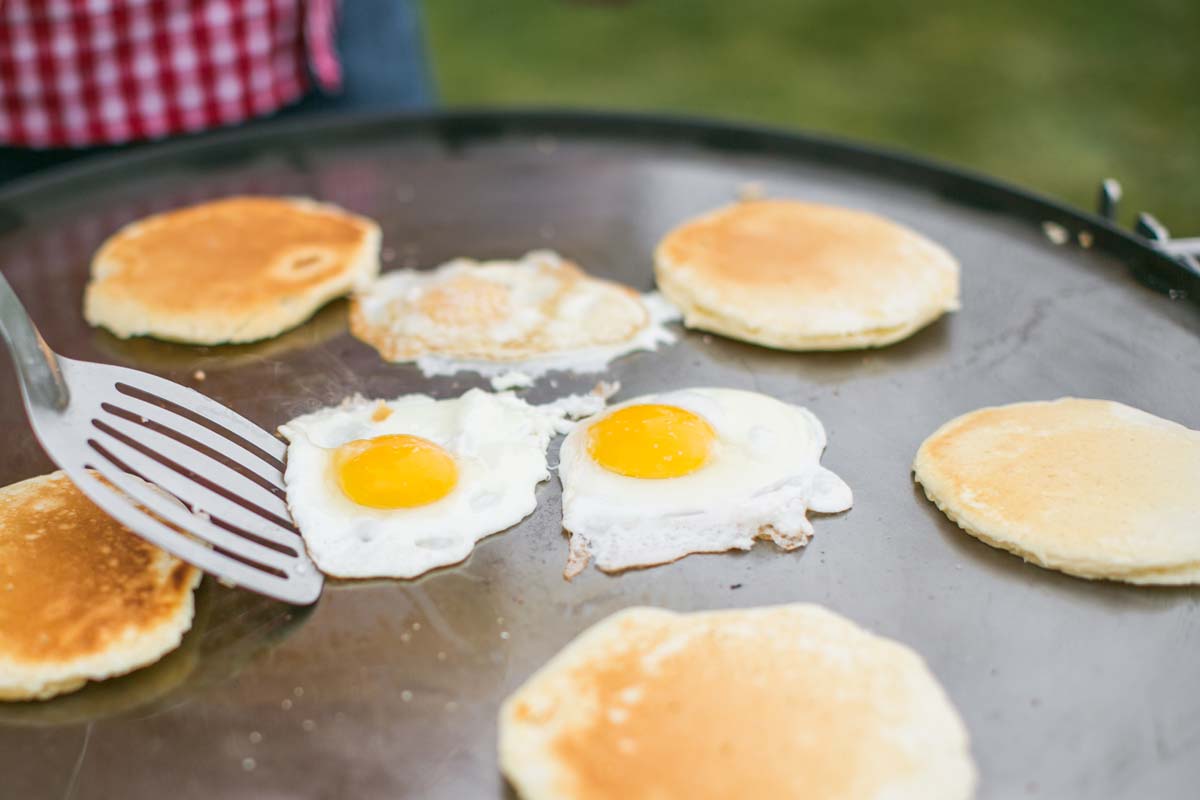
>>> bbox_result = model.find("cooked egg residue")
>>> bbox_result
[559,387,852,577]
[349,250,679,381]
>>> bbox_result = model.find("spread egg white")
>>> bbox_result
[557,387,852,577]
[350,250,679,382]
[279,388,601,579]
[415,291,680,381]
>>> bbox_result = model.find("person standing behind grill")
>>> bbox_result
[0,0,435,184]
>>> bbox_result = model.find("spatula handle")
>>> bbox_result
[0,270,70,411]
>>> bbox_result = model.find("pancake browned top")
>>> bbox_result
[91,196,368,311]
[654,199,960,348]
[84,195,380,344]
[0,472,197,665]
[500,605,975,800]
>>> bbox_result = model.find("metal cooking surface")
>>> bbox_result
[0,113,1197,799]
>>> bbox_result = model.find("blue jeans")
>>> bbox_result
[0,0,435,185]
[293,0,435,115]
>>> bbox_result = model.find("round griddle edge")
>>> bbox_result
[0,109,1197,800]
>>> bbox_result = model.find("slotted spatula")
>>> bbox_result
[0,271,322,605]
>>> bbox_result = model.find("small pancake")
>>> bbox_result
[654,199,960,349]
[85,196,381,344]
[0,585,208,726]
[499,605,976,800]
[0,472,202,701]
[914,398,1200,583]
[349,250,675,374]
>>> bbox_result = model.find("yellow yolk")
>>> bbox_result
[333,434,458,509]
[587,404,715,479]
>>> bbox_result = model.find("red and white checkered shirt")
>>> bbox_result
[0,0,341,149]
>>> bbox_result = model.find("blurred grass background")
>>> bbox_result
[423,0,1198,232]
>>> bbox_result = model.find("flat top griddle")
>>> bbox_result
[0,111,1197,800]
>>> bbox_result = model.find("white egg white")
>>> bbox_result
[279,389,570,579]
[558,387,852,577]
[355,250,680,382]
[415,291,679,381]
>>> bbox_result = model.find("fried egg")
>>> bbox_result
[349,250,678,382]
[279,389,586,579]
[558,388,852,577]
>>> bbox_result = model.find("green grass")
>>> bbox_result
[424,0,1198,232]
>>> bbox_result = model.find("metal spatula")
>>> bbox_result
[0,271,322,605]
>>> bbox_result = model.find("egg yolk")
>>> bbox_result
[333,434,458,509]
[587,404,715,479]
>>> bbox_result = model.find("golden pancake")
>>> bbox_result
[0,472,201,701]
[654,199,960,349]
[500,605,976,800]
[915,398,1200,583]
[84,196,380,344]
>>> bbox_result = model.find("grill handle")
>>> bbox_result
[1097,178,1200,274]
